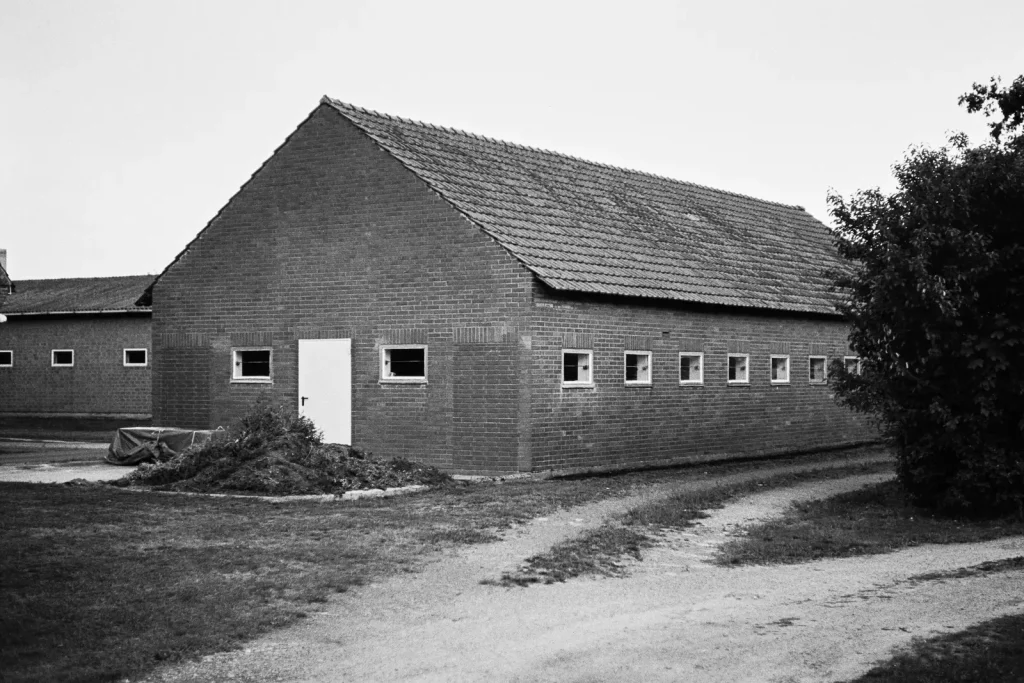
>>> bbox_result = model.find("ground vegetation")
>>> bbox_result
[115,401,450,494]
[829,75,1024,517]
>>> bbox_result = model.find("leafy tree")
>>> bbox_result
[829,76,1024,517]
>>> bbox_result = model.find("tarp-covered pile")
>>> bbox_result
[106,427,219,465]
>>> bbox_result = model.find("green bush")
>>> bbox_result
[829,76,1024,518]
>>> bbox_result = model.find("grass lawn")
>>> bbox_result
[848,613,1024,682]
[496,459,892,585]
[713,479,1024,683]
[716,479,1024,567]
[0,447,886,683]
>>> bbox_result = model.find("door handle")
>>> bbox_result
[301,396,309,406]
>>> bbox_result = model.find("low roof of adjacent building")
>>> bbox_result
[1,275,153,315]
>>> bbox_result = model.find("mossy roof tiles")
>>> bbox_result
[1,275,153,315]
[322,97,843,315]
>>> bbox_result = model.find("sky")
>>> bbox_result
[1,0,1022,279]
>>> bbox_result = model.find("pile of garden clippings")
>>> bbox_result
[113,406,450,495]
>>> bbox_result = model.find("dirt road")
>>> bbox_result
[142,472,1024,682]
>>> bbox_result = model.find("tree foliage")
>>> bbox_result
[829,76,1024,517]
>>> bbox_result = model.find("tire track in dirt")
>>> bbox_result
[141,457,1024,683]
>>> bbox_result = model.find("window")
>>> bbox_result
[232,348,272,382]
[381,345,427,382]
[844,356,861,375]
[124,348,148,367]
[770,355,790,384]
[0,350,11,367]
[624,351,652,385]
[562,349,593,386]
[727,354,749,384]
[52,350,74,367]
[809,355,827,383]
[679,352,703,384]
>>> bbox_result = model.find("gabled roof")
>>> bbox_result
[143,98,844,315]
[322,97,843,315]
[0,275,153,315]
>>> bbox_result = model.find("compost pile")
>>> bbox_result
[114,403,451,495]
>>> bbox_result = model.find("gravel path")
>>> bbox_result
[141,467,1024,683]
[0,462,130,483]
[0,438,108,467]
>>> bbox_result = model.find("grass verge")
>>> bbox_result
[0,446,886,682]
[716,479,1024,567]
[848,613,1024,682]
[496,459,891,585]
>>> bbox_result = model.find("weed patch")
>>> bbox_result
[849,613,1024,682]
[908,556,1024,583]
[496,461,891,585]
[717,479,1024,567]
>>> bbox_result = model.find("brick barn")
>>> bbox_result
[0,261,153,423]
[141,97,873,474]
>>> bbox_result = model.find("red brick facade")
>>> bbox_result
[152,106,533,470]
[529,288,869,473]
[0,314,152,418]
[151,104,874,474]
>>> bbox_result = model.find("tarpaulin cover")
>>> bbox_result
[106,427,218,465]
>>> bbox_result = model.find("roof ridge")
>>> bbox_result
[320,96,808,213]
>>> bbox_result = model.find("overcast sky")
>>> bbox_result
[2,0,1021,279]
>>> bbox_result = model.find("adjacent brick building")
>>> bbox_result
[0,273,153,420]
[141,97,874,474]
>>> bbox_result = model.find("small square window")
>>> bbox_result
[0,350,12,367]
[809,356,827,383]
[679,353,703,384]
[232,348,272,382]
[728,354,749,384]
[52,350,74,367]
[562,349,593,386]
[844,356,861,375]
[770,355,790,384]
[624,351,652,385]
[124,349,148,367]
[381,345,427,382]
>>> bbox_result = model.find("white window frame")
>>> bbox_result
[0,350,12,368]
[123,348,148,367]
[51,349,74,367]
[809,355,828,384]
[380,344,428,383]
[562,349,594,387]
[679,352,704,385]
[727,353,749,385]
[843,356,862,375]
[623,350,652,386]
[770,354,790,384]
[232,347,273,383]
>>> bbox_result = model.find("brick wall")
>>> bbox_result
[151,102,874,475]
[0,314,152,417]
[529,285,875,472]
[152,105,534,472]
[451,335,523,473]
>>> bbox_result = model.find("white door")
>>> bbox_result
[298,339,352,445]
